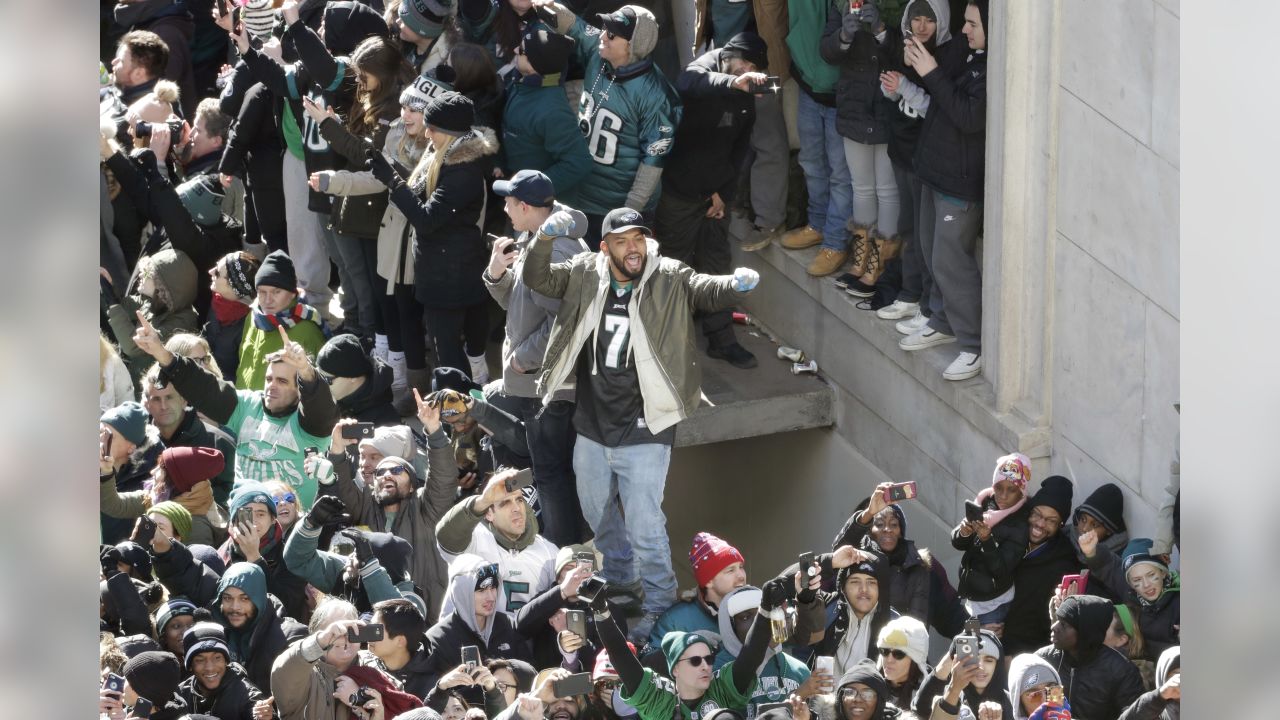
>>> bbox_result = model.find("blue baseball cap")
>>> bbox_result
[493,169,555,208]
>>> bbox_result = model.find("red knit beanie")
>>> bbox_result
[342,665,424,718]
[161,446,226,494]
[689,532,745,588]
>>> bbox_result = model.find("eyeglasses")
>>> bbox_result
[374,466,408,477]
[839,687,879,703]
[1029,508,1062,528]
[877,648,908,660]
[495,681,512,692]
[680,654,716,668]
[272,493,296,506]
[604,30,619,40]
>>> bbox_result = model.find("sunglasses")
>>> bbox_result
[374,465,408,478]
[681,654,716,668]
[877,648,908,660]
[604,29,619,40]
[272,493,296,506]
[839,687,879,703]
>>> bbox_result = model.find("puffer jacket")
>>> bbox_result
[1035,595,1146,720]
[385,128,500,309]
[913,37,987,201]
[819,7,896,144]
[521,234,747,434]
[951,504,1029,602]
[483,204,590,399]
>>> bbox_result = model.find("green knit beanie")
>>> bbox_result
[149,501,192,541]
[660,631,714,674]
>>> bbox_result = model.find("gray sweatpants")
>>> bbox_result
[894,161,933,311]
[281,152,333,309]
[917,186,983,352]
[749,90,790,229]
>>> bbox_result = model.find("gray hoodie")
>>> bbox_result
[448,553,503,646]
[484,203,590,399]
[1005,654,1062,720]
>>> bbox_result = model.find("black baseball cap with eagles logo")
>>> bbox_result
[597,7,639,41]
[601,207,652,237]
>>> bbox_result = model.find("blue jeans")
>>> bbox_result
[573,435,677,615]
[796,91,853,250]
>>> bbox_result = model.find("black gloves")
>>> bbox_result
[306,495,347,529]
[840,8,861,43]
[760,574,797,612]
[340,528,375,566]
[366,148,402,188]
[860,1,881,32]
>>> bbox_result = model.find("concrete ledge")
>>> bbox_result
[735,240,1051,461]
[675,325,835,447]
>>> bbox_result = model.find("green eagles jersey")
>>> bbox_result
[225,391,332,509]
[621,664,754,720]
[559,16,682,215]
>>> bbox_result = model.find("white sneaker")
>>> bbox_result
[895,310,930,336]
[877,300,919,320]
[899,326,956,351]
[943,352,982,380]
[467,353,490,385]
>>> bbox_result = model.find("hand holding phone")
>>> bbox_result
[340,422,377,440]
[347,623,385,644]
[797,551,817,578]
[964,500,985,524]
[565,609,587,638]
[504,468,534,493]
[132,516,158,546]
[132,697,154,718]
[461,645,482,669]
[884,481,918,503]
[551,673,593,698]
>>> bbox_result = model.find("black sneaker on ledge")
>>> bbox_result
[707,342,758,369]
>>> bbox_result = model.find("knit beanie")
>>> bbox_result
[317,333,374,379]
[847,551,886,580]
[992,452,1032,491]
[154,598,197,636]
[102,401,150,446]
[591,644,634,681]
[228,481,278,519]
[971,0,990,40]
[114,540,153,577]
[596,5,658,62]
[522,26,575,77]
[182,621,231,669]
[176,174,226,226]
[189,543,226,576]
[160,446,226,495]
[431,365,482,394]
[124,650,182,703]
[554,543,597,576]
[148,501,193,541]
[1121,553,1170,581]
[1073,483,1127,535]
[221,252,260,302]
[876,615,930,669]
[400,0,455,39]
[660,631,714,674]
[255,250,298,291]
[322,1,389,57]
[359,425,415,461]
[400,73,453,113]
[117,633,162,659]
[1029,475,1074,521]
[368,531,414,584]
[422,91,474,135]
[721,32,769,71]
[689,532,745,588]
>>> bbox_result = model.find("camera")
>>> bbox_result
[133,118,185,149]
[350,686,375,709]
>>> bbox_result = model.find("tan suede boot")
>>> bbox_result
[847,222,872,277]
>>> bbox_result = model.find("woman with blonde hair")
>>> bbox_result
[101,333,135,416]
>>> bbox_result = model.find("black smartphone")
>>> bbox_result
[552,672,594,698]
[576,574,608,603]
[964,500,984,523]
[504,468,534,493]
[234,505,255,530]
[133,516,157,546]
[798,551,817,577]
[749,75,781,93]
[102,672,125,695]
[341,422,377,440]
[305,446,320,458]
[461,645,481,669]
[573,551,596,570]
[565,609,587,638]
[347,623,385,644]
[132,697,154,718]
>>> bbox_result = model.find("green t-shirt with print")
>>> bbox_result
[621,663,754,720]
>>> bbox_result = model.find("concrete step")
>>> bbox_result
[675,323,835,447]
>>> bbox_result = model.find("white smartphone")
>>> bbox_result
[815,656,835,691]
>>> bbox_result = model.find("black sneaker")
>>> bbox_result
[845,278,876,298]
[834,272,858,290]
[707,343,758,369]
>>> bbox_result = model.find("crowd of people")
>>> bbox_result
[98,2,1181,720]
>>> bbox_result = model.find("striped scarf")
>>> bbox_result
[251,298,325,334]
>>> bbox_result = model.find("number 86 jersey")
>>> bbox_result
[558,17,682,216]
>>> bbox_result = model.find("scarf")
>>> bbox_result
[212,293,251,326]
[251,298,324,333]
[976,486,1027,528]
[342,665,424,718]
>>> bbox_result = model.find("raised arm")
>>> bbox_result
[134,320,240,425]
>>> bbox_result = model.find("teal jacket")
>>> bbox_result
[281,521,412,605]
[650,597,720,648]
[501,73,594,197]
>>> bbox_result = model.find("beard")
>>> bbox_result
[375,487,408,507]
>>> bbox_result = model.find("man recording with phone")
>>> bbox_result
[831,481,932,625]
[514,546,622,671]
[282,509,423,614]
[437,468,560,614]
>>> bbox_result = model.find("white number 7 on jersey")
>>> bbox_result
[602,315,630,369]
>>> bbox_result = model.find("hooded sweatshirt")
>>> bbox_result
[209,562,307,692]
[107,247,199,377]
[1117,645,1179,720]
[1034,595,1146,720]
[832,660,893,720]
[814,558,896,679]
[435,494,559,614]
[882,0,952,167]
[422,554,532,689]
[713,586,811,719]
[1005,654,1061,720]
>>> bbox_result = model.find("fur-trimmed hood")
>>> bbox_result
[441,127,498,166]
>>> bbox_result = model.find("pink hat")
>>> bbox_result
[592,644,635,681]
[992,452,1031,490]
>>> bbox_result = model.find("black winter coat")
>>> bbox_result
[832,498,931,624]
[914,40,986,201]
[386,128,500,309]
[1000,534,1079,656]
[390,644,438,700]
[319,111,395,239]
[514,583,623,672]
[422,610,532,691]
[177,662,266,720]
[1086,545,1181,661]
[951,504,1028,602]
[218,76,286,191]
[820,14,896,144]
[663,47,756,202]
[880,25,948,168]
[1035,596,1146,720]
[334,359,402,426]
